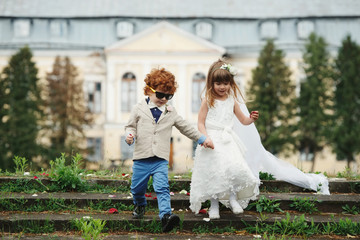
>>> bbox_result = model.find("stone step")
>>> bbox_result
[0,233,295,240]
[1,177,359,193]
[1,211,359,233]
[2,192,359,214]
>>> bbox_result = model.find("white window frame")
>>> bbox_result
[297,20,315,39]
[195,22,213,40]
[121,72,137,112]
[13,19,31,38]
[50,20,68,38]
[116,21,134,38]
[87,137,103,162]
[87,82,102,113]
[260,21,278,39]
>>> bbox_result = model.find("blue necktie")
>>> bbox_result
[151,107,162,123]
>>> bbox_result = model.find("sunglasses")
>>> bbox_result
[147,85,174,100]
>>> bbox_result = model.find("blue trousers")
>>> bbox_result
[131,157,171,219]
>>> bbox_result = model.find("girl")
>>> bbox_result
[189,59,260,219]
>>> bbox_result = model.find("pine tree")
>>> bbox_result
[333,35,360,168]
[44,56,93,161]
[0,46,44,170]
[247,39,296,154]
[298,33,334,172]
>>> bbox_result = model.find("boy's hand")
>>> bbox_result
[125,134,134,145]
[203,138,214,149]
[250,111,259,121]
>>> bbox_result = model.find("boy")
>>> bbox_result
[125,68,213,232]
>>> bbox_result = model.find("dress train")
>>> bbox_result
[233,103,330,195]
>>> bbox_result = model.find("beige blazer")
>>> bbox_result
[125,99,202,161]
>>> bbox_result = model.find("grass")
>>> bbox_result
[0,196,147,213]
[336,167,360,180]
[1,154,360,238]
[289,197,320,214]
[0,178,131,194]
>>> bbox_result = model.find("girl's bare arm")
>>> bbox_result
[234,101,258,125]
[198,98,209,136]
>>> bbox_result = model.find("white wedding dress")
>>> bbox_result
[190,97,260,214]
[234,102,330,195]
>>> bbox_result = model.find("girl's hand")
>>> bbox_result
[126,134,134,145]
[250,111,259,121]
[203,138,214,149]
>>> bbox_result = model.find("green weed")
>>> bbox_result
[0,196,27,211]
[342,204,359,215]
[246,213,318,237]
[87,199,133,212]
[13,156,28,174]
[13,220,55,233]
[259,172,276,180]
[192,224,210,234]
[322,218,360,236]
[0,196,77,212]
[192,222,236,234]
[106,218,162,233]
[290,197,319,214]
[247,196,283,213]
[49,153,86,191]
[336,167,360,180]
[147,176,154,192]
[73,217,107,240]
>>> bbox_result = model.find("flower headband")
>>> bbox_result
[219,63,237,76]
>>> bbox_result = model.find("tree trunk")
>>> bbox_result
[311,152,317,172]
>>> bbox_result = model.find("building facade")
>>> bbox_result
[1,0,359,174]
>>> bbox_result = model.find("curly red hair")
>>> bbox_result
[143,68,178,95]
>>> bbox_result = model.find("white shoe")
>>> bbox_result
[229,200,244,214]
[208,206,220,219]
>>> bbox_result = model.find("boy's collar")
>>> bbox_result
[146,97,166,112]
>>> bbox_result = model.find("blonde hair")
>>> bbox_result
[205,59,245,107]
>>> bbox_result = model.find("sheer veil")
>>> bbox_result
[234,102,330,195]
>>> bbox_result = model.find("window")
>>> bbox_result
[299,141,314,161]
[121,72,136,112]
[13,19,30,38]
[121,136,134,160]
[87,82,101,113]
[116,21,134,38]
[297,21,314,39]
[195,22,213,40]
[192,72,206,112]
[260,21,278,39]
[299,149,314,161]
[50,20,68,38]
[87,138,102,162]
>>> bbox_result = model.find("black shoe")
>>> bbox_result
[132,205,145,219]
[161,213,180,232]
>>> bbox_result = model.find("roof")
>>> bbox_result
[106,21,226,54]
[0,0,359,19]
